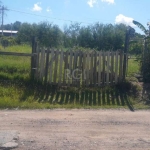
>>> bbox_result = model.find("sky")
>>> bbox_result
[2,0,150,34]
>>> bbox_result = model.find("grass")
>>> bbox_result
[127,57,140,76]
[0,44,149,110]
[0,81,139,110]
[0,44,31,80]
[0,80,149,110]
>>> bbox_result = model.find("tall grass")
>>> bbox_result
[127,58,140,76]
[0,44,31,80]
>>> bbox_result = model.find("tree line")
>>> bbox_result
[1,21,144,53]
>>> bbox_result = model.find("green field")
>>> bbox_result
[0,45,31,81]
[0,45,148,110]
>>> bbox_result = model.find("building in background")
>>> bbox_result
[0,30,18,37]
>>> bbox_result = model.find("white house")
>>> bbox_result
[0,30,18,37]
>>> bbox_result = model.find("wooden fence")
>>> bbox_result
[33,48,125,87]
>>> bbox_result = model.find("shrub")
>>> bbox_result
[0,36,17,48]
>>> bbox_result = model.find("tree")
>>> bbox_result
[133,20,150,82]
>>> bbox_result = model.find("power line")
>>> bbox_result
[8,8,93,25]
[6,8,142,29]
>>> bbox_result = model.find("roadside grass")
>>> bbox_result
[0,80,149,110]
[0,45,149,110]
[0,81,133,109]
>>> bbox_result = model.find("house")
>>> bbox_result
[0,30,18,37]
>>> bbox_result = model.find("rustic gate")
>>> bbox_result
[32,47,125,87]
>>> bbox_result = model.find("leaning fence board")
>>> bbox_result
[39,49,45,81]
[35,47,40,79]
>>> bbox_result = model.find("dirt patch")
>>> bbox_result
[0,109,150,150]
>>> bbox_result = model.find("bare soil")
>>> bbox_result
[0,109,150,150]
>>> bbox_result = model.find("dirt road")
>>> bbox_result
[0,109,150,150]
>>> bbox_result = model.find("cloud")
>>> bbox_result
[87,0,97,7]
[115,14,136,27]
[101,0,114,4]
[32,2,42,12]
[46,7,52,12]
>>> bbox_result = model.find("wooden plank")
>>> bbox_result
[98,51,102,86]
[35,47,40,79]
[115,51,119,84]
[93,51,97,86]
[65,51,69,86]
[68,50,73,86]
[0,51,33,56]
[111,51,114,84]
[44,48,50,85]
[63,51,68,86]
[106,51,110,85]
[73,51,77,86]
[39,49,45,82]
[49,49,54,84]
[78,51,82,87]
[126,53,129,76]
[58,50,64,86]
[82,51,86,86]
[119,50,123,82]
[53,50,59,84]
[102,51,106,85]
[90,51,93,86]
[86,52,90,87]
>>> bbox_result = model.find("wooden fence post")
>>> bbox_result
[31,36,37,80]
[44,48,50,85]
[123,28,129,80]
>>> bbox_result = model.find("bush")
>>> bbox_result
[0,36,17,48]
[143,51,150,82]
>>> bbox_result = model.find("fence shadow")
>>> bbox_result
[19,83,134,111]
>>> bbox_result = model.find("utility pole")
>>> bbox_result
[0,6,7,36]
[1,6,4,35]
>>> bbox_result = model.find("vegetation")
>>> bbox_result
[1,21,127,50]
[0,44,148,110]
[0,19,149,110]
[133,20,150,82]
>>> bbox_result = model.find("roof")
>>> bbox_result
[0,30,18,34]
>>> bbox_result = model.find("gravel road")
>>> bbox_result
[0,109,150,150]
